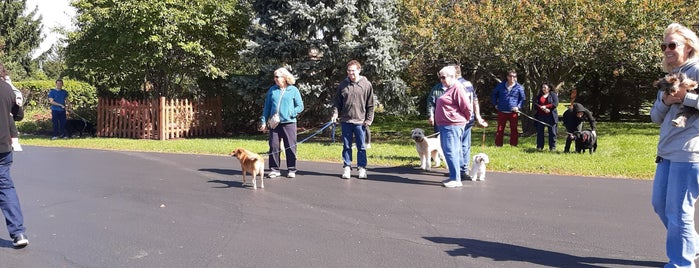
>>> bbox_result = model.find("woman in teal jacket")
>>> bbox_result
[260,67,304,178]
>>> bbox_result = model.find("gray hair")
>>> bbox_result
[438,66,456,78]
[274,67,296,85]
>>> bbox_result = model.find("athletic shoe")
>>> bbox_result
[366,143,372,149]
[12,233,28,247]
[287,171,296,178]
[358,167,367,179]
[443,180,463,188]
[342,166,351,179]
[268,170,281,178]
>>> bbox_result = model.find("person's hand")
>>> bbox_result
[477,118,488,128]
[591,130,596,137]
[663,91,683,105]
[259,124,266,132]
[428,117,434,126]
[331,115,337,123]
[512,107,519,113]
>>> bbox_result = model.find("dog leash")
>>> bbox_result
[262,121,335,156]
[481,125,486,151]
[516,111,553,127]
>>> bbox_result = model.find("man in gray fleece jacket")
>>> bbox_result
[331,60,375,179]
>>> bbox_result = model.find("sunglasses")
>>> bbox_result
[661,41,684,51]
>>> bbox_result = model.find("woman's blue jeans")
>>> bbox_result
[438,125,464,182]
[652,159,699,267]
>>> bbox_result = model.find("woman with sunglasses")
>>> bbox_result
[651,23,699,267]
[434,66,473,188]
[260,67,305,179]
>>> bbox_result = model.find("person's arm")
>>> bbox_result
[293,87,304,114]
[11,103,23,121]
[586,110,597,131]
[364,83,375,126]
[651,90,672,124]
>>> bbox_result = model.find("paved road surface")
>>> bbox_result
[0,146,668,267]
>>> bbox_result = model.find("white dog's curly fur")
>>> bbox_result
[411,128,445,171]
[469,153,490,181]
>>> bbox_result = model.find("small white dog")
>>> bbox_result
[411,128,445,171]
[469,153,490,181]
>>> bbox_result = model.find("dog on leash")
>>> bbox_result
[66,119,97,137]
[654,73,699,127]
[469,153,490,181]
[572,130,597,154]
[411,128,445,171]
[230,148,265,189]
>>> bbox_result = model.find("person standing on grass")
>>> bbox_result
[48,79,69,139]
[435,65,472,188]
[650,22,699,268]
[260,67,304,179]
[0,63,28,248]
[331,60,375,180]
[534,82,559,151]
[491,70,525,147]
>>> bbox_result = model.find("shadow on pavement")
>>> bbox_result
[424,237,665,268]
[368,166,445,186]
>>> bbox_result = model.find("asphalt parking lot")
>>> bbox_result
[0,146,668,267]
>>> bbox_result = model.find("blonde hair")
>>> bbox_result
[662,23,699,72]
[274,67,296,85]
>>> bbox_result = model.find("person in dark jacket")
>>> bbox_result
[534,83,559,151]
[561,103,596,153]
[0,63,27,247]
[331,60,375,180]
[491,70,525,147]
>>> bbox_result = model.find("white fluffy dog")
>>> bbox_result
[469,153,490,181]
[411,128,445,171]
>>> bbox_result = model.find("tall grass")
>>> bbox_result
[19,118,659,180]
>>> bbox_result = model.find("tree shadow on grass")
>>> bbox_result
[424,236,665,268]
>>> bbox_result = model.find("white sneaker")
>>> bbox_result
[268,170,281,178]
[11,138,22,151]
[342,166,351,179]
[366,143,371,149]
[443,180,463,188]
[287,171,296,178]
[358,167,367,179]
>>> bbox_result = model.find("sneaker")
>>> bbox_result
[443,180,463,188]
[358,167,367,179]
[366,143,372,149]
[11,138,22,152]
[462,173,472,181]
[287,171,296,178]
[12,233,28,247]
[342,166,351,179]
[268,170,281,178]
[51,136,58,140]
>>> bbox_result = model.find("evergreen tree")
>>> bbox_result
[0,0,42,79]
[244,0,412,124]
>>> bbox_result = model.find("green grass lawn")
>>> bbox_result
[19,118,659,180]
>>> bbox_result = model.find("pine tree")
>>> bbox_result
[0,0,42,79]
[245,0,413,123]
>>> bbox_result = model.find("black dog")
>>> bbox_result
[573,130,597,154]
[66,119,97,138]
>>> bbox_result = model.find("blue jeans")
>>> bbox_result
[460,123,473,174]
[535,114,557,150]
[52,110,67,137]
[652,159,699,268]
[439,125,464,182]
[341,123,367,168]
[0,151,25,238]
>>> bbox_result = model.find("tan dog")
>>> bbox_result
[411,128,445,171]
[654,73,699,127]
[230,148,265,189]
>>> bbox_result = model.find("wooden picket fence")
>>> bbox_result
[97,96,223,140]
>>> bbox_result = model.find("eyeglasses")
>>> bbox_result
[508,75,517,78]
[439,76,447,80]
[661,41,684,51]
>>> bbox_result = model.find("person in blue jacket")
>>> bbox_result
[260,67,304,178]
[491,70,525,147]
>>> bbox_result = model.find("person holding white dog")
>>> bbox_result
[434,66,473,188]
[651,22,699,267]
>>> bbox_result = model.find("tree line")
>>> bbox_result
[4,0,698,132]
